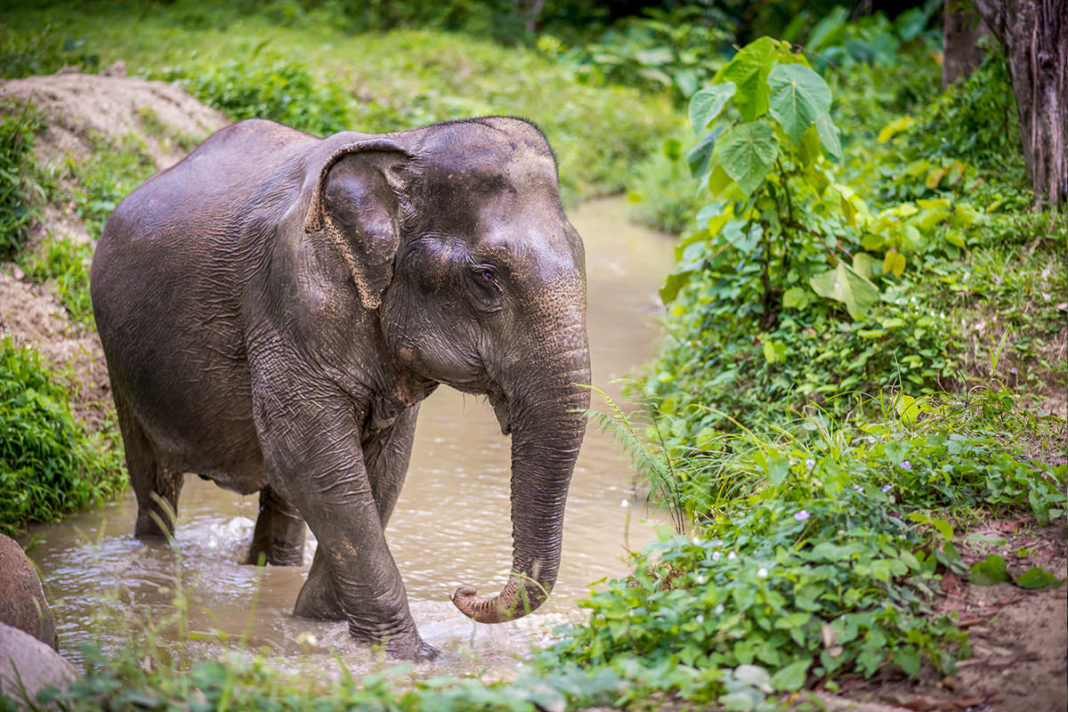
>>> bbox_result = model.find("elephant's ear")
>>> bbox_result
[304,140,411,310]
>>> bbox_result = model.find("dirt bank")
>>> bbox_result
[0,72,226,424]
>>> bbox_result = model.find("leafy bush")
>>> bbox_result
[625,132,699,234]
[553,6,730,104]
[904,48,1023,180]
[549,389,1066,704]
[0,98,51,259]
[0,26,99,78]
[645,38,987,441]
[156,54,358,137]
[0,338,125,536]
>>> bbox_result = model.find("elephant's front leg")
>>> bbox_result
[294,405,420,622]
[251,382,431,660]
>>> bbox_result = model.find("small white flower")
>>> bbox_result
[728,551,737,560]
[712,551,722,561]
[691,537,703,546]
[714,604,725,615]
[805,458,815,470]
[620,499,630,508]
[695,574,708,585]
[757,567,769,579]
[696,614,705,624]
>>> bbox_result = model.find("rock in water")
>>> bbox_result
[0,623,77,704]
[0,535,57,649]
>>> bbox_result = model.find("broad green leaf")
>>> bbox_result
[706,163,734,197]
[894,394,922,425]
[852,252,877,279]
[659,269,693,305]
[797,124,822,167]
[782,286,807,308]
[951,202,984,227]
[969,554,1010,585]
[687,126,721,179]
[894,647,921,677]
[882,250,906,277]
[876,116,915,143]
[767,64,832,145]
[862,232,885,250]
[815,111,842,162]
[925,166,945,190]
[917,209,950,230]
[807,6,849,51]
[809,263,879,319]
[762,339,787,364]
[705,205,734,238]
[689,82,736,134]
[901,224,925,251]
[662,137,682,161]
[713,37,779,121]
[715,121,778,196]
[1013,566,1065,590]
[769,659,811,691]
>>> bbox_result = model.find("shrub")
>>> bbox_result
[550,389,1066,704]
[0,26,99,78]
[0,98,51,259]
[157,55,357,137]
[0,338,125,536]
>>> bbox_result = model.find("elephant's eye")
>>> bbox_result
[467,263,503,311]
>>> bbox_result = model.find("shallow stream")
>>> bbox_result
[21,198,676,678]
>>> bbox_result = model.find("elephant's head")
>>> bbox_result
[304,117,590,624]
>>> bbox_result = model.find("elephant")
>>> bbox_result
[89,116,590,660]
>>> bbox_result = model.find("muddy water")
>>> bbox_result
[21,198,676,676]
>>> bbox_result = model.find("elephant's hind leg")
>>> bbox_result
[116,393,183,539]
[247,486,306,566]
[293,545,345,621]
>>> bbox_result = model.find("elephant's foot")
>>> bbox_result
[134,491,180,540]
[383,633,440,661]
[293,546,346,621]
[247,486,306,566]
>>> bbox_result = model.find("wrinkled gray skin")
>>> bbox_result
[90,117,590,660]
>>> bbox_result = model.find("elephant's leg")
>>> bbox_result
[247,485,306,566]
[294,545,345,620]
[249,369,434,660]
[116,392,182,539]
[364,404,420,527]
[295,405,421,619]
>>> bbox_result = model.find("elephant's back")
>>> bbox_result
[89,120,316,478]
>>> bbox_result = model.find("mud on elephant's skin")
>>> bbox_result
[90,117,591,660]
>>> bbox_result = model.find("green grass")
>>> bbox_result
[0,97,52,259]
[547,387,1066,705]
[18,237,96,330]
[0,338,125,537]
[1,1,680,206]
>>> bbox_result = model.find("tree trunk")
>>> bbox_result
[972,0,1068,210]
[943,1,989,89]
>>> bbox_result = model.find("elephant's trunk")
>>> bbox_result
[451,340,590,624]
